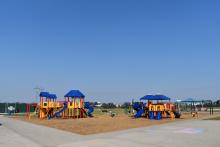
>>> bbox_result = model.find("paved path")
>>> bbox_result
[0,115,220,147]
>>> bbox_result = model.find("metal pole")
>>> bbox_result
[211,101,214,115]
[34,87,44,103]
[190,102,192,113]
[5,103,6,113]
[15,102,16,114]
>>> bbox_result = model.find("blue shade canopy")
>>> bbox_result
[39,92,50,98]
[140,94,170,101]
[49,94,57,99]
[64,90,85,98]
[140,95,156,100]
[181,98,203,103]
[154,94,171,100]
[40,92,57,99]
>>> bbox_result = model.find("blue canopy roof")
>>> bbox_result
[140,95,155,100]
[154,94,170,100]
[181,98,204,103]
[64,90,85,98]
[39,92,57,99]
[39,92,50,98]
[49,94,57,99]
[140,94,171,101]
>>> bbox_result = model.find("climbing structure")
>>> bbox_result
[133,95,181,120]
[38,90,93,119]
[39,92,61,119]
[63,90,86,119]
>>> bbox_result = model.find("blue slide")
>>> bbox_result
[133,102,145,118]
[84,102,94,117]
[134,109,144,118]
[49,102,68,119]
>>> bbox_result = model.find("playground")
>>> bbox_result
[7,91,219,135]
[2,91,220,147]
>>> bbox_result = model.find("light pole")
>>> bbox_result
[34,86,44,103]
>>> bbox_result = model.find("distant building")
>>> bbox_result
[95,102,102,107]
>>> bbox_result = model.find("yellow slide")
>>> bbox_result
[166,111,175,119]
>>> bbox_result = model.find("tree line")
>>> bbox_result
[90,102,131,109]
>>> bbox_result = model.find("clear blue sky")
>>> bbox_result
[0,0,219,103]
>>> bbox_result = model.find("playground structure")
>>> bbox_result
[177,98,212,112]
[133,95,181,120]
[177,98,214,117]
[37,90,94,119]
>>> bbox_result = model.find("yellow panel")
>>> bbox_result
[75,98,80,108]
[156,105,161,111]
[42,102,48,108]
[51,102,55,107]
[68,102,74,108]
[149,104,166,111]
[149,104,155,111]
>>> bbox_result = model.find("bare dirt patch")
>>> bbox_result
[13,111,220,135]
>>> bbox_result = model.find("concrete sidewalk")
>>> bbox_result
[0,115,82,147]
[1,115,220,147]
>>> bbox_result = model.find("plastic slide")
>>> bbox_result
[133,102,144,118]
[166,111,175,119]
[49,102,68,119]
[84,102,94,117]
[87,107,94,117]
[134,109,144,118]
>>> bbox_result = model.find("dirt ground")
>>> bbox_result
[13,111,220,135]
